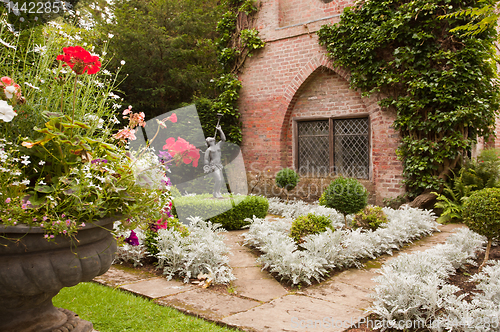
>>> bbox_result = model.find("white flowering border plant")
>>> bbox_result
[369,228,500,331]
[244,198,439,285]
[113,216,235,285]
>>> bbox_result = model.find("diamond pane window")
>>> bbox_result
[298,120,330,176]
[297,118,369,179]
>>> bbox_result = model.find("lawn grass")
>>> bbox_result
[53,282,237,332]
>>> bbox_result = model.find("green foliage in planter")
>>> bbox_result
[319,176,368,225]
[290,213,333,244]
[275,168,300,191]
[317,0,500,199]
[352,206,388,231]
[172,194,268,230]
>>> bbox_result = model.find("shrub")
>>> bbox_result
[172,194,269,230]
[290,213,333,244]
[352,206,388,231]
[463,188,500,270]
[275,168,300,190]
[275,168,300,202]
[319,176,368,227]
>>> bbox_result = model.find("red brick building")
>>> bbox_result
[238,0,500,204]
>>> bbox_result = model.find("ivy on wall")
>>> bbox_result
[317,0,500,200]
[200,0,265,145]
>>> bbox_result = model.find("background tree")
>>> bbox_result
[84,0,223,117]
[318,0,500,207]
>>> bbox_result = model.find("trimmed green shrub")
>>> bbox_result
[172,194,269,230]
[352,206,388,231]
[463,188,500,270]
[290,213,333,244]
[275,168,300,190]
[275,168,300,202]
[319,176,368,227]
[170,186,182,198]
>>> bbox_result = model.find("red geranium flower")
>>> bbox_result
[163,137,200,167]
[57,46,101,75]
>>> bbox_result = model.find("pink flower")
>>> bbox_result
[113,128,136,141]
[0,76,14,86]
[80,223,86,227]
[169,113,177,123]
[5,198,11,203]
[163,137,200,167]
[123,105,132,115]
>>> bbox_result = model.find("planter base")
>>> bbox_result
[51,308,93,332]
[1,300,93,332]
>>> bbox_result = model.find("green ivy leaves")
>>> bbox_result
[318,0,500,198]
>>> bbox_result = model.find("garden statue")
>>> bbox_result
[204,114,225,198]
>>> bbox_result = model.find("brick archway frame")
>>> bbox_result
[276,54,380,167]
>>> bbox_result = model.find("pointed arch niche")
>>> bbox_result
[280,65,373,179]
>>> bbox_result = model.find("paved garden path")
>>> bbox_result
[93,217,467,332]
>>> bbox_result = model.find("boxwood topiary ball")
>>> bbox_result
[275,168,300,191]
[320,176,368,217]
[463,188,500,241]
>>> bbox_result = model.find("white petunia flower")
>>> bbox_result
[0,100,17,122]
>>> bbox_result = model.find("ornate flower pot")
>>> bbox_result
[0,217,118,332]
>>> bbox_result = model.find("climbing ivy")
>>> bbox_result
[198,0,265,145]
[317,0,500,199]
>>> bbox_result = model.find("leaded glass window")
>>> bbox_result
[297,117,369,179]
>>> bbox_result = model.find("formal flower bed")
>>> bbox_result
[369,228,500,331]
[113,216,235,285]
[243,198,439,285]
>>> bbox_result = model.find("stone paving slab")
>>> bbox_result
[155,288,261,320]
[231,266,288,302]
[222,294,365,332]
[93,265,156,287]
[331,269,379,290]
[120,277,193,299]
[303,280,374,310]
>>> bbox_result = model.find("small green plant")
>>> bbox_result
[433,168,475,223]
[352,206,388,231]
[275,168,300,202]
[319,176,368,227]
[463,188,500,271]
[290,213,333,244]
[433,149,500,224]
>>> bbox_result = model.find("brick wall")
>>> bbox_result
[238,0,406,204]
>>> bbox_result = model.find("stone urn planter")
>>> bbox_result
[0,216,118,332]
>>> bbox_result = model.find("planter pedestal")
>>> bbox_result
[0,217,117,332]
